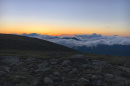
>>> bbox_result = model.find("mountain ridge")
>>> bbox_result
[0,34,76,52]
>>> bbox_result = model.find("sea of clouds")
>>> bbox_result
[21,33,130,48]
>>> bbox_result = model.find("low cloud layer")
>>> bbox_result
[21,33,130,48]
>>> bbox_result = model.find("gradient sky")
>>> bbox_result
[0,0,130,36]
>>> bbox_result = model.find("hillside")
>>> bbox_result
[0,34,76,52]
[0,34,130,86]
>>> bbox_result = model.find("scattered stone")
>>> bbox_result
[91,60,110,70]
[0,66,10,72]
[62,60,71,66]
[69,68,78,74]
[77,77,89,83]
[44,77,53,84]
[62,67,71,72]
[124,61,130,68]
[3,82,14,86]
[94,80,104,86]
[53,71,60,76]
[1,56,20,65]
[91,75,103,80]
[77,77,90,85]
[0,55,130,86]
[105,73,114,79]
[81,64,89,68]
[0,71,6,77]
[26,57,36,62]
[50,59,59,65]
[119,66,130,73]
[71,84,75,86]
[35,61,51,72]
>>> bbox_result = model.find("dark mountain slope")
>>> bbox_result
[0,34,76,52]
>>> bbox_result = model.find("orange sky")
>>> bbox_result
[0,0,130,36]
[0,23,130,36]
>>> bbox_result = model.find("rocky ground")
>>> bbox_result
[0,54,130,86]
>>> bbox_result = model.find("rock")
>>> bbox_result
[26,57,36,62]
[119,66,130,73]
[3,82,14,86]
[77,77,90,85]
[44,77,53,84]
[35,61,51,72]
[91,60,110,70]
[39,61,49,67]
[93,80,104,86]
[62,60,71,66]
[53,71,60,76]
[105,73,114,79]
[91,75,103,80]
[50,59,59,65]
[70,54,89,65]
[71,84,75,86]
[124,61,130,68]
[81,64,89,68]
[69,68,78,73]
[78,77,89,83]
[62,67,71,72]
[0,66,10,72]
[2,56,20,65]
[35,66,51,72]
[16,83,29,86]
[0,71,6,77]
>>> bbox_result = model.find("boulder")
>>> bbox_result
[50,59,59,65]
[1,56,20,65]
[77,77,90,85]
[35,61,51,72]
[124,61,130,68]
[69,68,78,74]
[44,77,53,84]
[62,60,71,66]
[105,73,114,79]
[77,77,89,83]
[0,66,10,72]
[93,80,104,86]
[91,75,103,80]
[119,66,130,73]
[53,71,60,76]
[91,60,110,70]
[26,57,36,62]
[0,71,6,77]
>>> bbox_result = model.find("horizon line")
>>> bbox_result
[1,32,130,37]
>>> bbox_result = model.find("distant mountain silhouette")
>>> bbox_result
[22,33,39,37]
[0,34,76,52]
[72,44,130,57]
[61,37,80,41]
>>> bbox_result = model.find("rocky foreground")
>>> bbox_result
[0,54,130,86]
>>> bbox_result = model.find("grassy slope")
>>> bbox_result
[0,34,76,52]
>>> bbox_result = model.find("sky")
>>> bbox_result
[0,0,130,36]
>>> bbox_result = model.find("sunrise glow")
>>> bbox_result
[0,0,130,36]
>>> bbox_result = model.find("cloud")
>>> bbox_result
[21,33,130,48]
